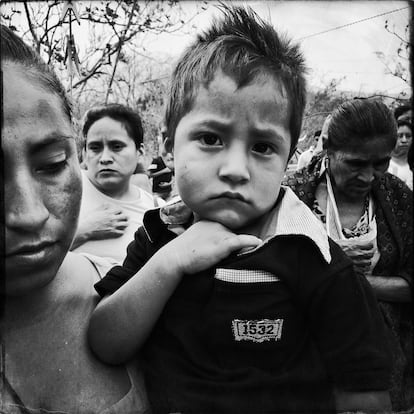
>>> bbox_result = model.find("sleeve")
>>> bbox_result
[94,226,151,297]
[305,243,392,391]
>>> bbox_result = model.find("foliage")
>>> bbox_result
[300,79,349,151]
[374,16,411,89]
[1,0,203,159]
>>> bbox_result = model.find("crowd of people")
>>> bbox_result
[2,3,412,414]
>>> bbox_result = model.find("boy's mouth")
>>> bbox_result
[213,192,248,202]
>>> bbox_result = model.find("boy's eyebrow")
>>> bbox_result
[195,119,232,132]
[249,126,289,143]
[194,119,289,143]
[30,133,74,154]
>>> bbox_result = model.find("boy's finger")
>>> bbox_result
[231,234,262,251]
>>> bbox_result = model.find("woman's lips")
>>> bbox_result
[6,241,57,264]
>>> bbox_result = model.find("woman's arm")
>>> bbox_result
[366,275,411,302]
[334,389,391,413]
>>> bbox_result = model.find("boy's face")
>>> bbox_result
[173,71,291,232]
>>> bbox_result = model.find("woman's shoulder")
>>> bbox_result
[376,172,413,205]
[56,252,103,302]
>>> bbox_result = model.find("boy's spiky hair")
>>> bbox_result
[164,3,307,157]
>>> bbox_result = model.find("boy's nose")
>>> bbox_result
[218,149,250,183]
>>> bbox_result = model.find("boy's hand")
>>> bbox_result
[162,220,262,275]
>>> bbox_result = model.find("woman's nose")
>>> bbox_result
[358,166,375,184]
[99,147,113,164]
[6,173,49,232]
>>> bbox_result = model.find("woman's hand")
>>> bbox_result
[70,203,129,250]
[336,240,375,277]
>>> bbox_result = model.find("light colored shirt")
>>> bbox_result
[296,147,315,171]
[73,171,156,264]
[388,158,413,190]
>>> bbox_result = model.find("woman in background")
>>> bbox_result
[284,99,413,412]
[388,119,413,189]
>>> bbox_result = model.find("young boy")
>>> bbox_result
[89,5,391,413]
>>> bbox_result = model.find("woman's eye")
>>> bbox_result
[252,142,274,155]
[347,160,365,168]
[88,145,100,152]
[37,160,67,175]
[199,134,222,146]
[112,144,124,151]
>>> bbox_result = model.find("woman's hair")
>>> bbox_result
[327,99,397,153]
[0,24,72,120]
[164,4,307,158]
[394,104,411,120]
[408,142,413,171]
[82,103,144,149]
[397,119,412,130]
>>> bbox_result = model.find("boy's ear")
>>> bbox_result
[164,137,174,154]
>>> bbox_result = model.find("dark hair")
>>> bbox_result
[0,24,72,120]
[327,99,397,153]
[82,103,144,149]
[164,4,307,158]
[408,142,413,172]
[397,119,412,130]
[394,104,411,120]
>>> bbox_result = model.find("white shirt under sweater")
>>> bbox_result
[73,170,156,264]
[388,158,413,190]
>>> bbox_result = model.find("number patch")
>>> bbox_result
[232,319,283,343]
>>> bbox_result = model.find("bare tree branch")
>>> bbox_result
[23,1,40,53]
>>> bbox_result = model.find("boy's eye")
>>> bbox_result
[199,134,222,146]
[252,142,275,155]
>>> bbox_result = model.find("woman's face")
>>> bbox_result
[393,124,412,159]
[328,137,392,201]
[3,63,82,296]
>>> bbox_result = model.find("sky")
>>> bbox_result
[2,1,411,97]
[145,1,411,97]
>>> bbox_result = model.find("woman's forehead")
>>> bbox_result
[3,66,67,124]
[335,138,393,159]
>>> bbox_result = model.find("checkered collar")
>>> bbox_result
[144,188,331,263]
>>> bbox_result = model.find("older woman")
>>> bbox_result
[1,25,149,413]
[284,99,413,412]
